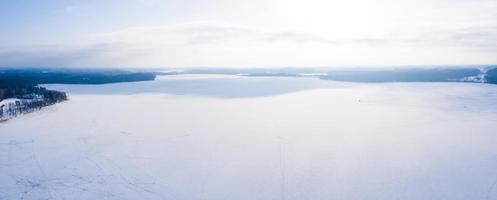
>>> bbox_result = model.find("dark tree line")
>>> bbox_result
[0,86,67,102]
[320,68,483,83]
[0,69,156,86]
[0,86,67,120]
[486,68,497,84]
[1,68,157,120]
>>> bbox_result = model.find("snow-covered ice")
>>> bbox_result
[1,75,497,199]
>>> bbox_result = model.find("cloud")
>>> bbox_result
[1,22,497,68]
[89,22,328,45]
[402,26,497,50]
[89,22,391,46]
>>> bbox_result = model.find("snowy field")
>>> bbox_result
[1,75,497,200]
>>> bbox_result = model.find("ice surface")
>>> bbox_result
[42,75,356,98]
[2,75,497,199]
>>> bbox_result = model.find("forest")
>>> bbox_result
[0,68,156,120]
[0,86,67,120]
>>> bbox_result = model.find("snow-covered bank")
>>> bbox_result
[0,98,57,122]
[2,75,497,199]
[0,86,67,122]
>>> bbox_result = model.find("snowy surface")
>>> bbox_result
[0,98,20,107]
[2,75,497,199]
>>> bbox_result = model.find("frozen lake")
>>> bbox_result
[1,75,497,199]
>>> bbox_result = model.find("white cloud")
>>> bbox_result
[2,0,497,68]
[1,21,497,68]
[3,0,497,68]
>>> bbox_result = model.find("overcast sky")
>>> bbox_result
[1,0,497,68]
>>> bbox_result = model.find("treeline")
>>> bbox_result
[0,69,156,86]
[180,66,497,84]
[0,86,67,102]
[0,94,66,120]
[0,86,67,120]
[320,68,485,83]
[486,68,497,84]
[0,68,157,121]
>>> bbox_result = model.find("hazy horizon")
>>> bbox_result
[1,64,496,71]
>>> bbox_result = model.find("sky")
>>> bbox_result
[0,0,497,68]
